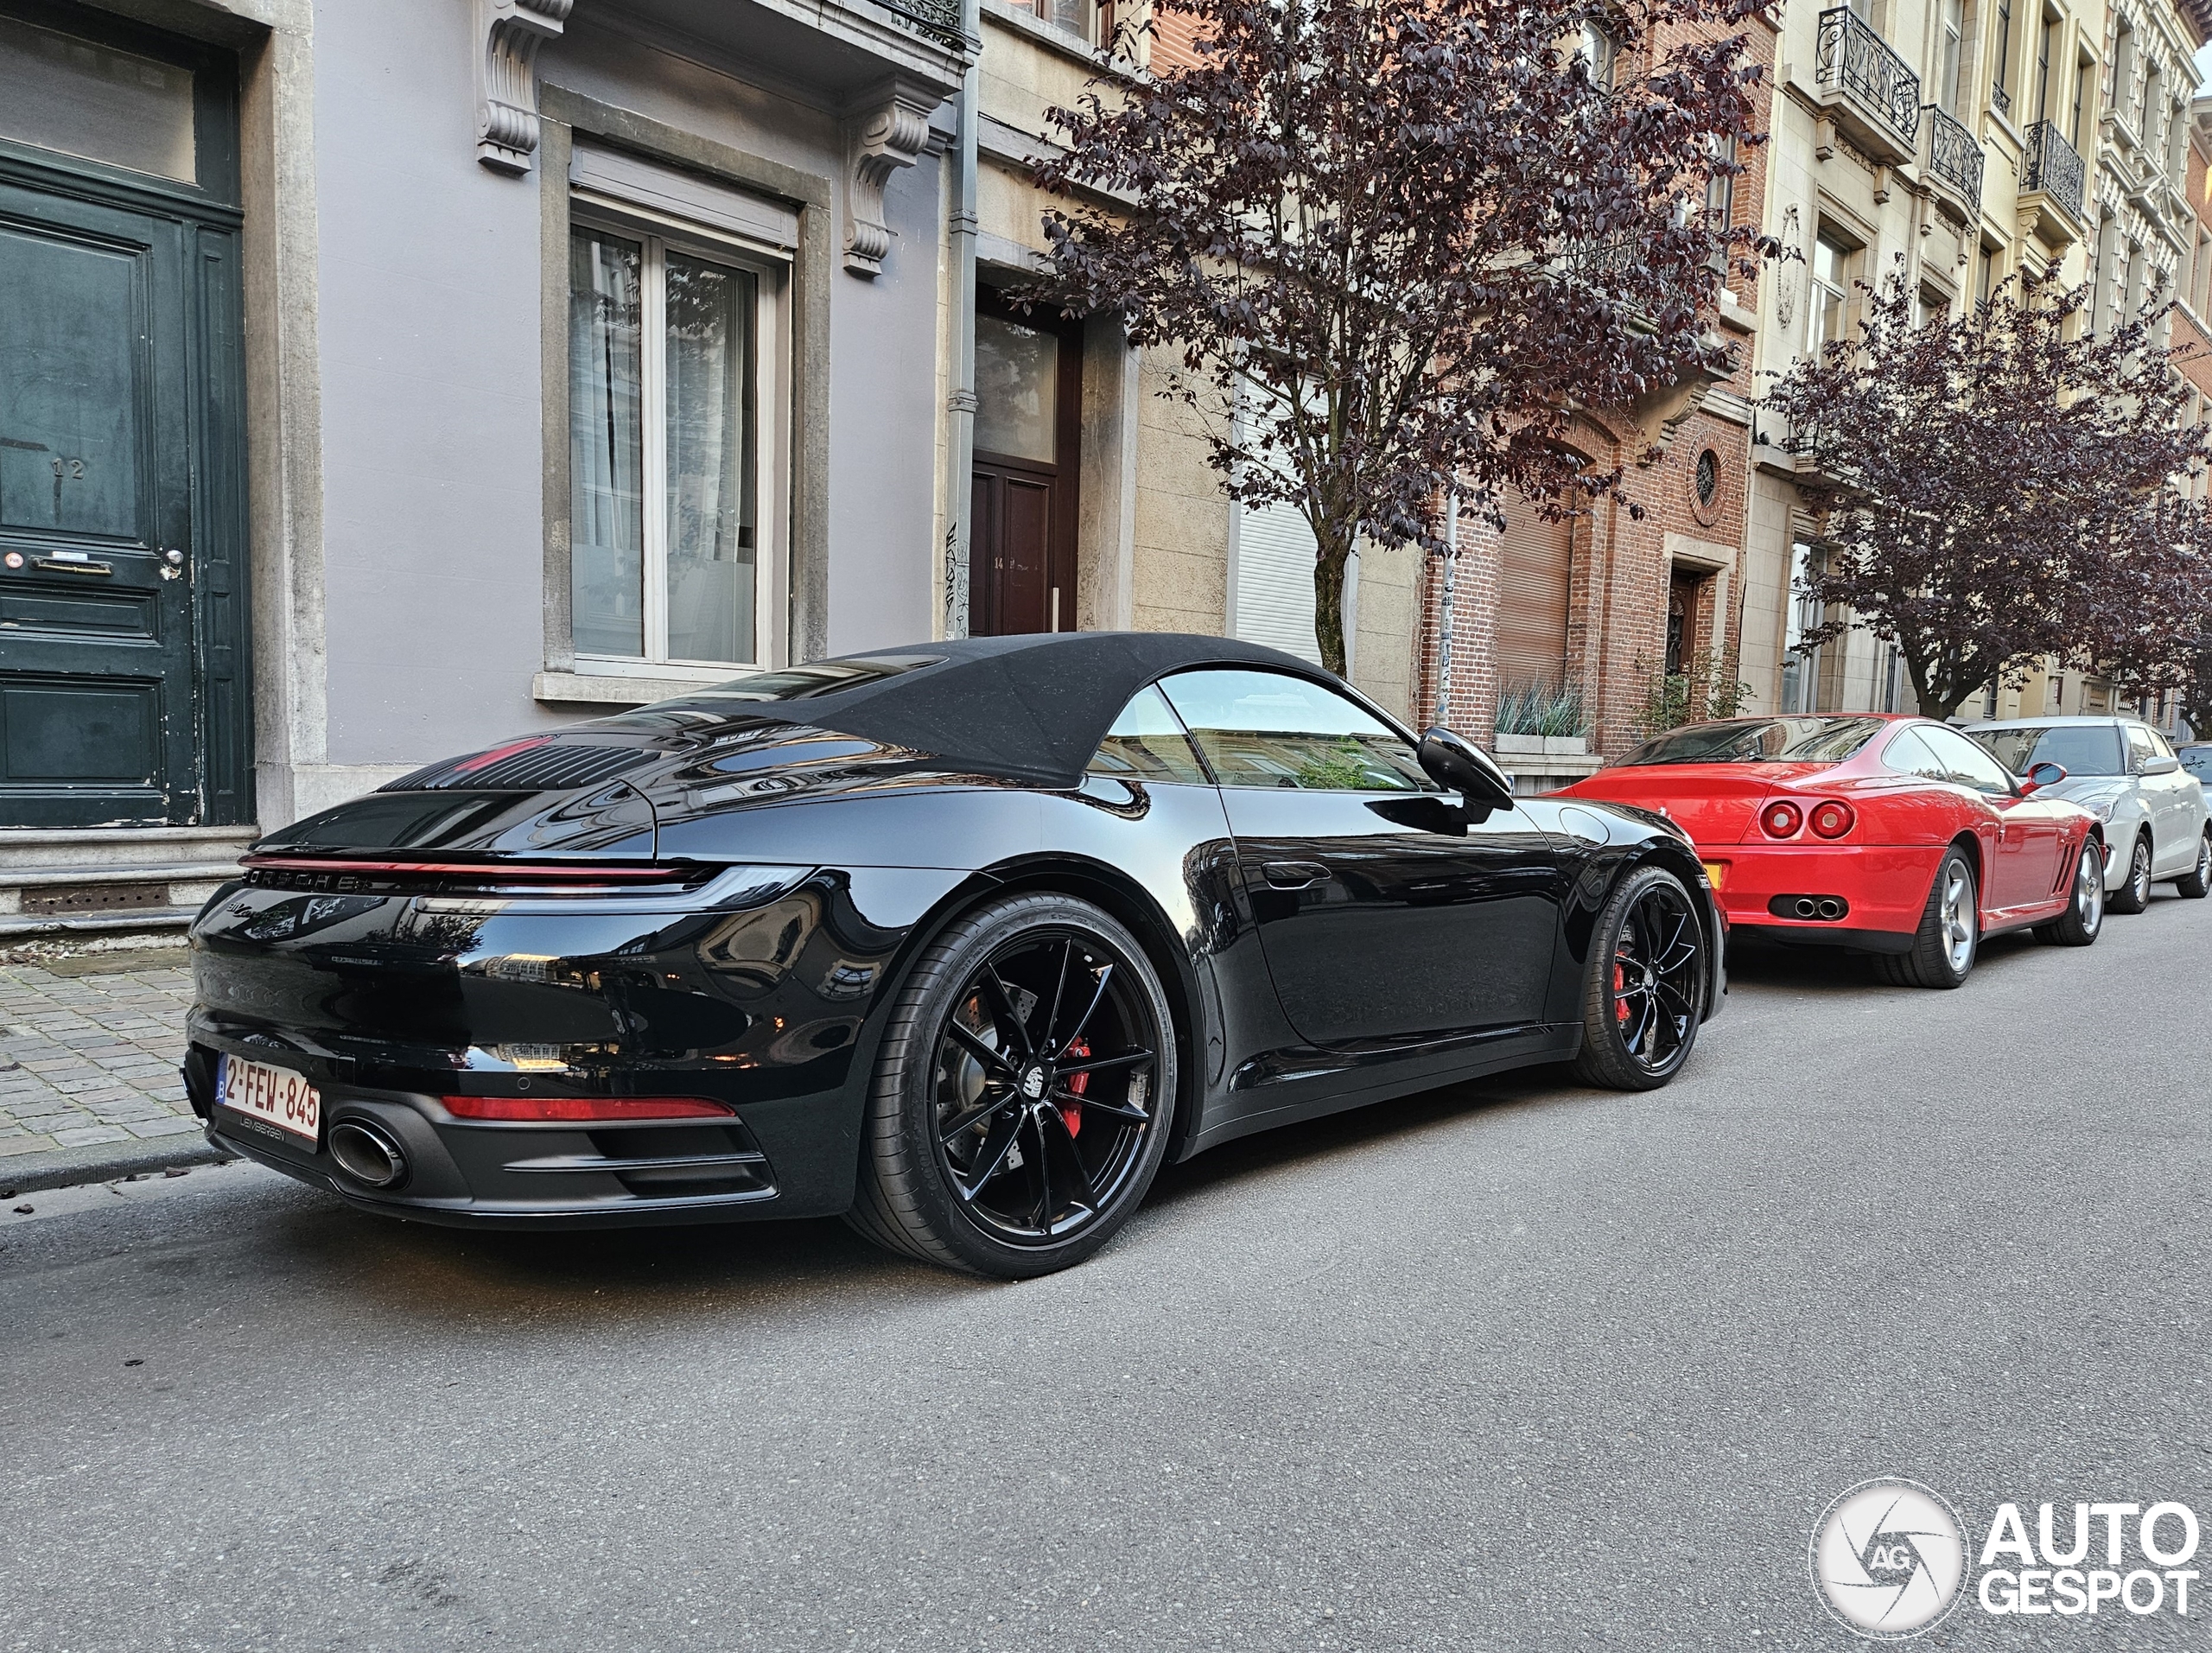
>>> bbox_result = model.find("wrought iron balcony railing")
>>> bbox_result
[2022,119,2087,219]
[1815,8,1923,152]
[875,0,963,48]
[1923,105,1984,214]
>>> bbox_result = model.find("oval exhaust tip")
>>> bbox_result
[328,1119,409,1189]
[1794,897,1820,919]
[1817,898,1845,919]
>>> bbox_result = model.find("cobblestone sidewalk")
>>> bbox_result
[0,956,198,1160]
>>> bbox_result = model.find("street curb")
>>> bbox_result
[0,1135,235,1197]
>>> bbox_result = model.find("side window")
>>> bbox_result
[1880,728,1948,780]
[1087,684,1210,785]
[1156,669,1433,792]
[2125,725,2160,771]
[2148,728,2177,760]
[1922,725,2017,794]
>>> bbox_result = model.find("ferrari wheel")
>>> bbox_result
[2035,837,2104,946]
[1877,848,1976,989]
[2176,833,2210,900]
[1571,866,1705,1091]
[847,893,1175,1279]
[2108,832,2154,914]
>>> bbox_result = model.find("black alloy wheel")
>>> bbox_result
[1571,865,1704,1090]
[848,893,1176,1278]
[2109,832,2154,914]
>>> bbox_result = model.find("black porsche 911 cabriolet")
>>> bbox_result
[186,633,1721,1277]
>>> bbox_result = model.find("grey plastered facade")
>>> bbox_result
[58,0,968,830]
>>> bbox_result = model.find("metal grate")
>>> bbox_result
[1815,8,1923,149]
[2021,119,2086,219]
[1923,105,1985,214]
[24,881,168,915]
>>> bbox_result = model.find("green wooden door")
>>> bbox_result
[0,181,200,825]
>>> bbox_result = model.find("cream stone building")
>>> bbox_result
[1742,0,2207,719]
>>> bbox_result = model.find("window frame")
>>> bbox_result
[566,203,792,680]
[1808,231,1855,355]
[1779,541,1828,714]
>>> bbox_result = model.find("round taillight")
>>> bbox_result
[1808,800,1855,839]
[1760,801,1802,838]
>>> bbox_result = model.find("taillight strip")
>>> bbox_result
[243,856,682,882]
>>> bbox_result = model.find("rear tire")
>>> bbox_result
[2177,833,2210,900]
[845,892,1176,1279]
[2108,832,2154,913]
[2035,837,2104,946]
[1570,865,1706,1091]
[1876,848,1977,989]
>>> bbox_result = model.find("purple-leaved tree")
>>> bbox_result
[1760,269,2212,719]
[1028,0,1768,673]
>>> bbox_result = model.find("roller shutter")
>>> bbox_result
[1495,495,1573,693]
[1230,499,1323,665]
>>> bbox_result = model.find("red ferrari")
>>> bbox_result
[1557,715,2107,987]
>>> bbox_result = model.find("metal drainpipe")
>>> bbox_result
[1433,490,1458,726]
[942,0,982,639]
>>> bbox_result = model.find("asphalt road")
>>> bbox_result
[3,889,2209,1652]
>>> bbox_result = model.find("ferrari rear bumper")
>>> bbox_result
[1698,842,1940,945]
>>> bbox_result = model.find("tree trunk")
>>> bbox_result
[1312,523,1356,678]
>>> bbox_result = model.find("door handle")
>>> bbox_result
[1262,861,1330,889]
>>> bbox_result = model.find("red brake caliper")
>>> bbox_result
[1614,957,1630,1024]
[1059,1037,1088,1137]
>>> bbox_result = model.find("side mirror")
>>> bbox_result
[2020,760,2067,795]
[1419,726,1515,809]
[2141,755,2182,776]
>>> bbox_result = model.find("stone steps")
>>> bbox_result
[0,826,258,948]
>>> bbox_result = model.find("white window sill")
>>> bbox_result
[532,671,728,707]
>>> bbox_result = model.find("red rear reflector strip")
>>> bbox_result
[442,1096,733,1122]
[244,857,679,882]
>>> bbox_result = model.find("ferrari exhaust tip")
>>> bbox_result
[1816,898,1845,920]
[328,1118,409,1189]
[1794,897,1820,919]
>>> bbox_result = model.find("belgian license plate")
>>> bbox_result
[218,1053,321,1145]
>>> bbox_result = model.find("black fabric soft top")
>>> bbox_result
[615,632,1325,787]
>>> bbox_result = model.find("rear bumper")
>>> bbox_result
[1697,842,1939,946]
[184,1021,861,1230]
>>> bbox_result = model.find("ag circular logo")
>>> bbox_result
[1811,1478,1968,1639]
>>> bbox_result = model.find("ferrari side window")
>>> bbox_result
[1088,685,1211,785]
[1878,728,1948,780]
[1920,724,2016,794]
[1157,669,1433,792]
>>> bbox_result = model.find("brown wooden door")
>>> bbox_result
[969,295,1079,636]
[1496,493,1573,693]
